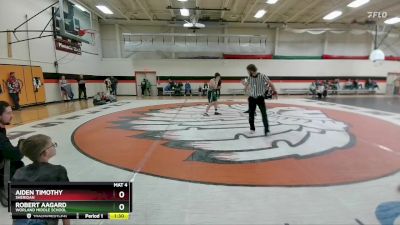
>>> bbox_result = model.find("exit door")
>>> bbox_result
[135,71,157,97]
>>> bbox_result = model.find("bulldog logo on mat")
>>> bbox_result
[73,102,400,186]
[120,104,353,163]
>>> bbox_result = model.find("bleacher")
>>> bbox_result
[280,88,309,95]
[334,89,376,95]
[226,87,378,96]
[228,88,246,95]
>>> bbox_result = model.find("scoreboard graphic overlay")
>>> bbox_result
[9,182,132,220]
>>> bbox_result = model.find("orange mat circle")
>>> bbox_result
[72,102,400,186]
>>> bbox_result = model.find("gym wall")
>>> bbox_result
[128,59,398,94]
[43,73,136,103]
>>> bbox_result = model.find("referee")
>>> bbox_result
[242,64,276,136]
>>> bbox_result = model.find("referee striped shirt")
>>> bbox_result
[247,73,270,98]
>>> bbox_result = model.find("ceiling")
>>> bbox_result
[77,0,400,27]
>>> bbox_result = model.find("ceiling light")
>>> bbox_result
[180,8,190,17]
[96,5,113,15]
[384,17,400,25]
[323,10,342,20]
[347,0,370,8]
[254,10,267,18]
[178,0,188,2]
[266,0,278,4]
[74,4,87,12]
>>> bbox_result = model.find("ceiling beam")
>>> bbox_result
[135,0,153,21]
[195,0,201,18]
[285,0,321,23]
[263,0,295,23]
[229,0,240,22]
[231,0,240,12]
[305,1,345,24]
[241,0,260,23]
[167,0,175,19]
[220,0,231,20]
[107,0,130,21]
[127,0,138,19]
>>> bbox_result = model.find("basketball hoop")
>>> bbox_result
[78,29,96,46]
[78,29,87,37]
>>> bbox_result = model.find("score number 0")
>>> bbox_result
[118,191,125,211]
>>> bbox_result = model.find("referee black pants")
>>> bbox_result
[249,96,269,132]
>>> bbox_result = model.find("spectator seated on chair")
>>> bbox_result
[12,134,70,225]
[371,80,379,90]
[364,79,372,90]
[317,84,327,99]
[309,82,317,97]
[353,79,362,89]
[0,101,24,207]
[333,79,340,94]
[164,84,172,93]
[168,79,175,88]
[202,83,209,96]
[344,79,353,90]
[184,82,192,96]
[175,82,184,96]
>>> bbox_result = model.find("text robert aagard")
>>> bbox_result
[15,202,67,213]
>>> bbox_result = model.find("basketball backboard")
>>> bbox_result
[54,0,93,44]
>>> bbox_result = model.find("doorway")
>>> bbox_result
[387,73,400,95]
[135,71,157,97]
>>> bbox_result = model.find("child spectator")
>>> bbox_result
[12,134,70,225]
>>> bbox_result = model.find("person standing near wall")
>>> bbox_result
[394,78,400,95]
[145,79,152,96]
[104,77,112,95]
[59,76,73,101]
[242,64,275,136]
[77,75,87,100]
[110,76,118,96]
[7,72,21,110]
[141,79,146,96]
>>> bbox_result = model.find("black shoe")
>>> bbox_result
[214,112,221,115]
[203,113,209,116]
[244,110,249,113]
